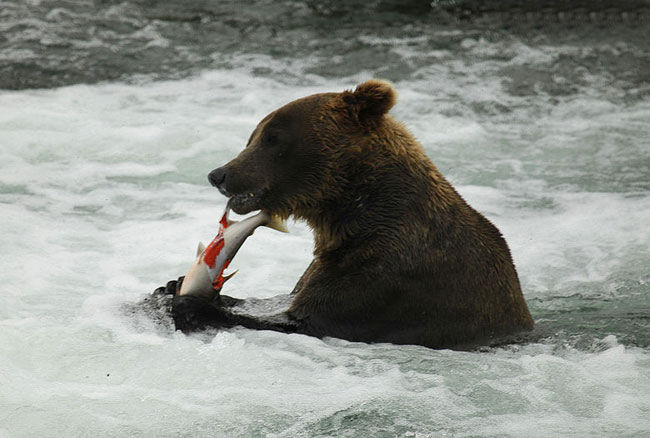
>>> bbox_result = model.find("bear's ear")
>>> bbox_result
[342,79,396,123]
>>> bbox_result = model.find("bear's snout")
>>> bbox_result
[208,166,266,214]
[208,167,230,197]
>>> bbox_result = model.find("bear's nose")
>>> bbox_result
[208,167,230,197]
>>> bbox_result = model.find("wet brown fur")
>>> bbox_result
[203,79,534,348]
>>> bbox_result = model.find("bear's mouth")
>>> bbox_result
[227,189,267,215]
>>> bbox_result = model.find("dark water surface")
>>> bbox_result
[2,0,648,94]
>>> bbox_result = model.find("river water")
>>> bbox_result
[1,1,649,436]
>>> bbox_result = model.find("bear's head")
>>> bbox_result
[208,79,397,220]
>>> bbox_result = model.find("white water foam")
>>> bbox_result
[1,67,649,436]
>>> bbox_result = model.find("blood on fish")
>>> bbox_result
[179,209,285,297]
[203,236,224,268]
[203,212,228,268]
[219,211,228,228]
[212,258,231,290]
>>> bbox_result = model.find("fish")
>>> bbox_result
[178,208,287,300]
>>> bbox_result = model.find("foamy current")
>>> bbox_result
[1,1,649,436]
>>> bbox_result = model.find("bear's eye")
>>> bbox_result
[263,130,287,159]
[265,132,279,146]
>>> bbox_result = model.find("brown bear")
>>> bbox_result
[166,79,534,349]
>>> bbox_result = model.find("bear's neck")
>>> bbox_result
[302,150,460,259]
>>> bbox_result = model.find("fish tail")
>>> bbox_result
[265,214,288,233]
